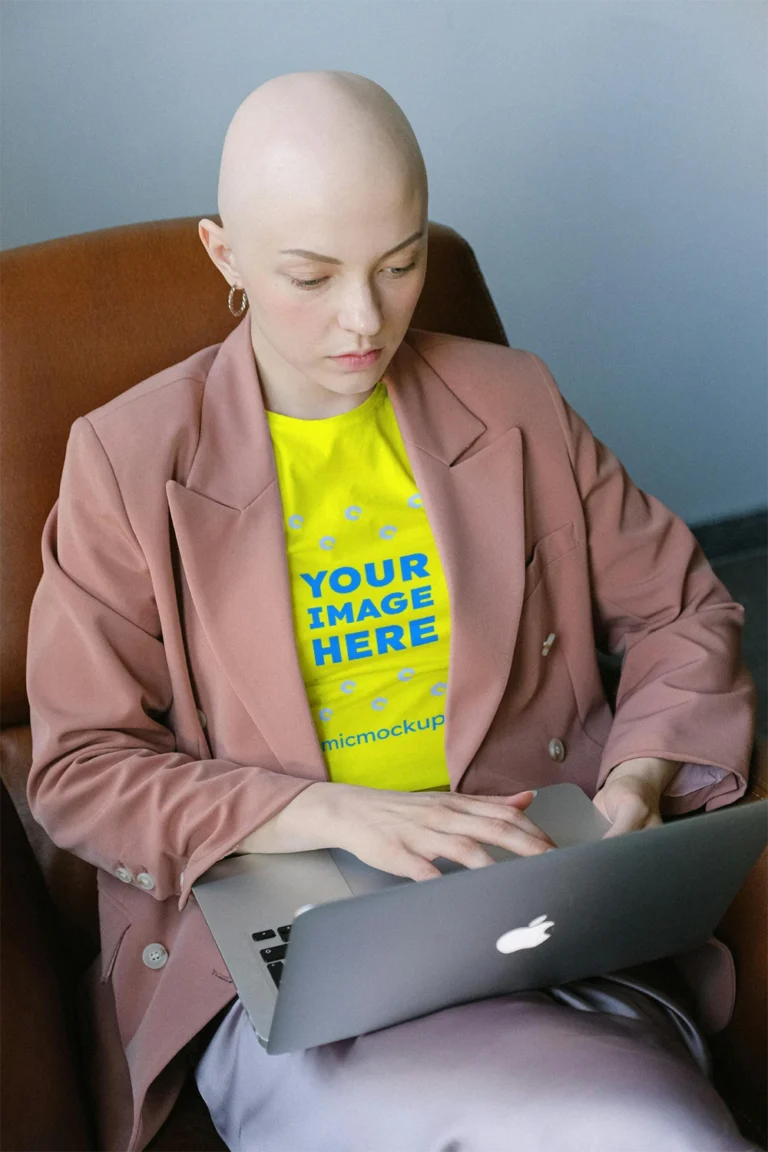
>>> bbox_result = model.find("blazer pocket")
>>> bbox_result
[523,522,578,601]
[98,886,131,983]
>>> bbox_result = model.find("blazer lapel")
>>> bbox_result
[385,339,526,790]
[166,319,525,791]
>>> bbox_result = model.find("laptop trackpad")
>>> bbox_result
[329,848,411,895]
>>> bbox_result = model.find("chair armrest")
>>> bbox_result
[710,738,768,1148]
[748,735,766,800]
[0,779,94,1151]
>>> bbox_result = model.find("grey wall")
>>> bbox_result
[2,0,765,524]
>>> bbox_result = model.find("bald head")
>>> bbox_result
[200,71,429,419]
[217,70,428,248]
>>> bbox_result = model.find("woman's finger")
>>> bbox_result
[428,810,555,856]
[422,790,536,810]
[413,831,499,871]
[500,790,538,809]
[601,795,651,838]
[436,793,554,845]
[473,790,537,809]
[397,847,444,881]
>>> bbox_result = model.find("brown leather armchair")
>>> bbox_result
[1,218,766,1151]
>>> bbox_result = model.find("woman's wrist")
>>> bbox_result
[606,756,680,794]
[234,781,338,854]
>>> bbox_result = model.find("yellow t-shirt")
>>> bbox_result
[266,380,451,792]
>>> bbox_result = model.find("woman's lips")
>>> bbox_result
[329,348,382,369]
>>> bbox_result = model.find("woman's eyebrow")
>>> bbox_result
[278,230,424,265]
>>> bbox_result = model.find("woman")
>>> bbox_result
[26,71,757,1151]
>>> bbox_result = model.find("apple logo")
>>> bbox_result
[495,914,555,954]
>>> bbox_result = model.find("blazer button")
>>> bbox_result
[548,738,566,763]
[197,708,208,729]
[136,872,156,891]
[115,865,134,884]
[142,943,168,970]
[541,632,556,656]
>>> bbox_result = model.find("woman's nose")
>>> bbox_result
[337,282,384,333]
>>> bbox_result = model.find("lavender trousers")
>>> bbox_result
[194,967,756,1152]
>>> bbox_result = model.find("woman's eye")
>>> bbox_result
[386,261,416,276]
[290,259,414,290]
[287,276,324,290]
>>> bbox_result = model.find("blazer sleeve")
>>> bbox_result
[26,416,316,910]
[526,354,757,814]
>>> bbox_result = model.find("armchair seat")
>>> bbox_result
[1,218,765,1151]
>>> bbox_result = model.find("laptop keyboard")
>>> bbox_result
[251,924,292,987]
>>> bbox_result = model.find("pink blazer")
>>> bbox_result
[26,318,756,1150]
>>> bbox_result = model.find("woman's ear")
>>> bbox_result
[198,218,240,286]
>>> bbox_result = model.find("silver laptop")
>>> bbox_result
[192,783,768,1055]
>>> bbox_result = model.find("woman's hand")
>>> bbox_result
[236,782,556,880]
[593,756,679,837]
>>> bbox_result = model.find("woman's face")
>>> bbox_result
[230,166,428,416]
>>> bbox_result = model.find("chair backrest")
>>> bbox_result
[0,216,508,961]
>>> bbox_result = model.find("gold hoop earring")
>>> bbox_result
[228,285,248,317]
